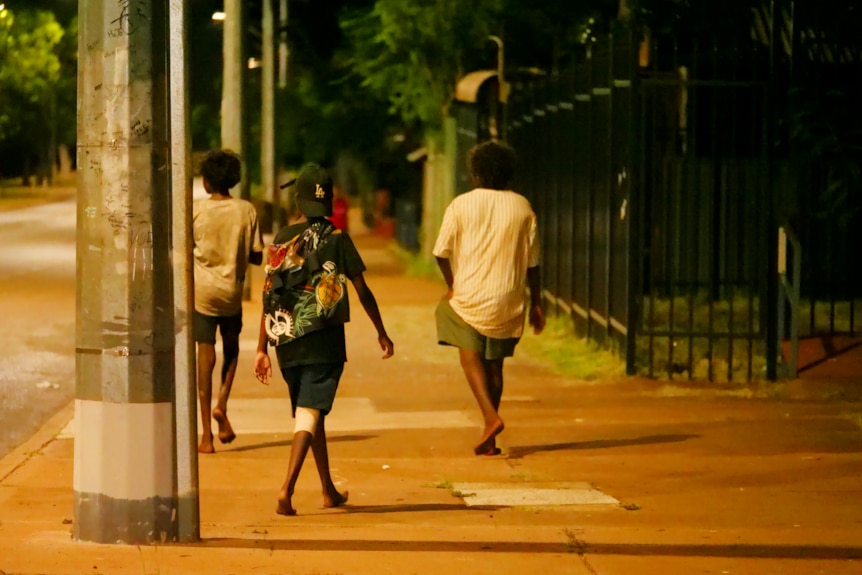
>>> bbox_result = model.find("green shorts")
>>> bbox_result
[435,297,519,360]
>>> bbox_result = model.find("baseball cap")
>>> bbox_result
[279,163,333,218]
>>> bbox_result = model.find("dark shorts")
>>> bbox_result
[280,362,344,416]
[193,311,243,345]
[435,297,519,360]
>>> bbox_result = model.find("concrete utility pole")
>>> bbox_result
[221,0,248,201]
[221,0,252,299]
[279,0,289,89]
[169,0,200,543]
[75,0,177,544]
[262,0,277,231]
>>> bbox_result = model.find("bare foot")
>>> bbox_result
[198,439,215,454]
[212,408,236,444]
[481,447,503,456]
[474,418,504,455]
[322,489,349,509]
[276,489,296,516]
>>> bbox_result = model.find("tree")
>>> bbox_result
[340,0,504,136]
[0,7,76,183]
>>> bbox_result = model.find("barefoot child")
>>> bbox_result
[253,163,394,515]
[433,140,545,456]
[193,149,264,454]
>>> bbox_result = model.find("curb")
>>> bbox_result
[0,401,74,485]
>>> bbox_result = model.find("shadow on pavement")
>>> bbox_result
[224,434,376,453]
[341,503,499,514]
[193,539,862,558]
[195,538,567,553]
[583,542,862,560]
[507,433,700,459]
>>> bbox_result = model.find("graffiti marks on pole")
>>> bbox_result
[104,84,127,104]
[109,0,149,39]
[129,225,154,281]
[131,119,151,139]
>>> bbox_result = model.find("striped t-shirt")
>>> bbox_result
[433,188,540,339]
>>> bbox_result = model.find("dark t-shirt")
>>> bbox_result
[268,220,366,368]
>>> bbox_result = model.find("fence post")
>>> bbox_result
[625,24,641,375]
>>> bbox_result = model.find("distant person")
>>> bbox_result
[254,163,394,516]
[193,149,264,454]
[329,185,349,231]
[433,140,545,456]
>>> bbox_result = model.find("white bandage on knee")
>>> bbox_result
[294,407,320,436]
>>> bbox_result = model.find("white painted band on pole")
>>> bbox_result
[73,399,174,500]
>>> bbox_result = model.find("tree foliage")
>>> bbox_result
[340,0,504,134]
[262,0,407,172]
[0,7,76,181]
[0,8,64,140]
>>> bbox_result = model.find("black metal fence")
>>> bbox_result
[508,32,635,359]
[490,1,862,381]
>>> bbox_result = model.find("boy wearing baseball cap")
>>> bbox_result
[253,163,394,516]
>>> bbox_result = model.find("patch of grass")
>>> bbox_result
[636,335,769,383]
[638,293,859,382]
[387,244,444,281]
[451,489,476,499]
[519,313,626,381]
[427,479,453,490]
[562,528,587,553]
[642,293,761,334]
[0,183,75,212]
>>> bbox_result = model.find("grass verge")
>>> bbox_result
[387,243,444,281]
[519,313,626,381]
[0,180,75,213]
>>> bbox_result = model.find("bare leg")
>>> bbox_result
[485,359,505,410]
[310,416,348,508]
[196,342,216,454]
[213,331,238,444]
[277,431,313,516]
[482,359,505,455]
[459,348,505,455]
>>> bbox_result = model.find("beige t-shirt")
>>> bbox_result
[433,188,540,339]
[193,197,263,316]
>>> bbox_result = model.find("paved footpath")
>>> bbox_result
[1,234,861,575]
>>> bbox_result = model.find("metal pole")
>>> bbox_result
[75,0,176,544]
[221,0,247,199]
[262,0,278,232]
[278,0,289,89]
[169,0,200,543]
[221,0,251,299]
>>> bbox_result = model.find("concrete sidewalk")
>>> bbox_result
[1,234,862,575]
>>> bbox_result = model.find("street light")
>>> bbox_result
[212,11,226,21]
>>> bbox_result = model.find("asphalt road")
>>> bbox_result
[0,200,76,459]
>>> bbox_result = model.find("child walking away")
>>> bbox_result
[433,140,545,456]
[193,149,264,454]
[253,163,394,515]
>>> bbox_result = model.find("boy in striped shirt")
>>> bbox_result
[433,140,545,456]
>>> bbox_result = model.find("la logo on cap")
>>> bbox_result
[315,184,326,199]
